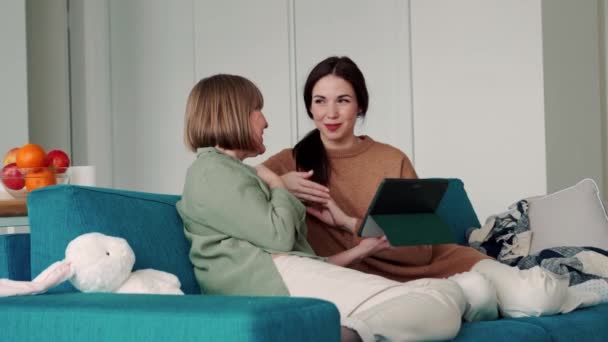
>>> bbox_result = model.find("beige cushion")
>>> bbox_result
[528,178,608,254]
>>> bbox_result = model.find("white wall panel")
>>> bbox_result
[542,0,603,194]
[0,0,28,154]
[70,0,114,187]
[109,0,195,193]
[193,0,293,165]
[294,0,413,156]
[410,0,547,221]
[27,0,71,156]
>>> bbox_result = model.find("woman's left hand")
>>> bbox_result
[306,199,357,234]
[326,236,391,267]
[255,165,285,189]
[357,236,391,257]
[280,170,330,205]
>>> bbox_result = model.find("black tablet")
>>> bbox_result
[358,178,455,246]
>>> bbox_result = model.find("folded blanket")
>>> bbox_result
[468,200,608,300]
[468,200,532,265]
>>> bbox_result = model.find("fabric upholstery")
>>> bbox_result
[528,178,608,254]
[518,303,608,342]
[27,185,199,294]
[436,178,481,245]
[0,233,30,281]
[455,319,549,341]
[0,293,340,342]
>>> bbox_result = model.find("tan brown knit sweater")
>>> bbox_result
[264,135,490,281]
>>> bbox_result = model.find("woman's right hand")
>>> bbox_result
[280,170,330,204]
[306,199,358,234]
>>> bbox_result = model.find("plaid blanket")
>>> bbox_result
[467,200,608,287]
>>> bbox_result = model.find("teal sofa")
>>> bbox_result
[1,181,607,341]
[0,185,340,342]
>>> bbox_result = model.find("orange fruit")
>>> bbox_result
[25,168,56,191]
[16,143,46,168]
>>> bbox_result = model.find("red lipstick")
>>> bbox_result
[325,124,342,132]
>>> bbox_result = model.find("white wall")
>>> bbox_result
[0,0,29,154]
[193,0,293,166]
[294,0,413,156]
[69,0,114,187]
[603,0,608,198]
[410,0,548,221]
[103,0,414,194]
[21,1,606,220]
[26,0,71,156]
[109,0,194,193]
[542,0,604,194]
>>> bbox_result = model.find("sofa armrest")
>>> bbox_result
[0,293,340,342]
[436,179,481,245]
[0,233,30,280]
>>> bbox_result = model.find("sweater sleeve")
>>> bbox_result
[179,162,306,253]
[400,153,418,179]
[352,151,417,244]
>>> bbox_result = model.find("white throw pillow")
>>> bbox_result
[528,178,608,254]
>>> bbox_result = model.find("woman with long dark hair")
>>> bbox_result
[264,56,588,321]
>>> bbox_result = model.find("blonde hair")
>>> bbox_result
[184,74,264,152]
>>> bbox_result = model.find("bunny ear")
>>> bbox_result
[0,260,73,297]
[32,260,74,288]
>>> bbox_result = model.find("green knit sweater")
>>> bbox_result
[176,147,317,296]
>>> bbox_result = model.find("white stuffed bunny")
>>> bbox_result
[0,232,184,296]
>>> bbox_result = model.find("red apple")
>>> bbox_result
[46,149,70,173]
[2,147,19,166]
[1,163,25,190]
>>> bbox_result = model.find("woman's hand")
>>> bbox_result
[327,236,391,267]
[255,165,285,189]
[306,199,358,234]
[280,170,330,205]
[356,236,391,257]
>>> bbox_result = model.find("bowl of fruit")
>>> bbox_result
[1,144,71,198]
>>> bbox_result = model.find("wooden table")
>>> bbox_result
[0,198,27,217]
[0,195,29,233]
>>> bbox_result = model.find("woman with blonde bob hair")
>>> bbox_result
[177,74,467,342]
[183,73,265,155]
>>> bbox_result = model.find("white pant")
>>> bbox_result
[273,255,465,342]
[451,259,599,321]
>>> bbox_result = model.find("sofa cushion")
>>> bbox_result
[0,293,340,342]
[528,178,608,254]
[27,185,199,294]
[0,233,30,281]
[456,319,549,341]
[518,302,608,342]
[435,179,481,245]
